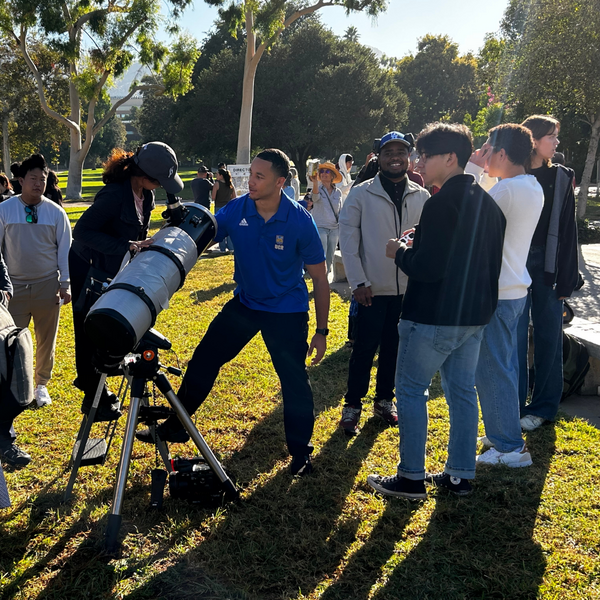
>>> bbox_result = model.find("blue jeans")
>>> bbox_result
[219,236,234,252]
[517,246,564,420]
[476,298,527,452]
[318,227,339,276]
[396,320,484,480]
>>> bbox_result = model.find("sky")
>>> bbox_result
[169,1,509,59]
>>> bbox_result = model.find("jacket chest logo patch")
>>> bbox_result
[275,234,284,250]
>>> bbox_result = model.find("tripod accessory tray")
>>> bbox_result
[72,437,108,466]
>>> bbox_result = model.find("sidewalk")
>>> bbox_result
[560,244,600,428]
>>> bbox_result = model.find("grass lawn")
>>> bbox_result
[0,207,599,599]
[57,170,200,203]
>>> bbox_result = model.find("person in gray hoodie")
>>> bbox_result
[338,131,430,435]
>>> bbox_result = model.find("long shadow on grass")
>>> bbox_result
[1,486,119,600]
[355,426,555,600]
[121,349,394,598]
[190,282,237,304]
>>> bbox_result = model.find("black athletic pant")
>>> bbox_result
[345,295,403,408]
[165,295,315,457]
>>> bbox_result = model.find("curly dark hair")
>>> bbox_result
[102,148,159,185]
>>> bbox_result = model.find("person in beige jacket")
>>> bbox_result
[338,131,429,435]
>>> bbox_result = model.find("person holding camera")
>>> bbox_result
[69,142,183,422]
[309,162,343,279]
[136,149,329,477]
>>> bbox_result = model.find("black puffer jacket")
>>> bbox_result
[71,181,154,277]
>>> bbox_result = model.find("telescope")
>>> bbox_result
[65,197,239,551]
[84,198,216,357]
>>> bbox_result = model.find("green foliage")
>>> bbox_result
[394,34,479,134]
[0,35,69,164]
[154,18,406,170]
[464,102,513,146]
[577,218,600,244]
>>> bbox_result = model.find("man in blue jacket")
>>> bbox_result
[368,123,506,499]
[137,149,330,476]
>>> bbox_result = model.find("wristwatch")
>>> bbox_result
[316,328,329,336]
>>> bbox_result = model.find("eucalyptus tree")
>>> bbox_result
[0,0,199,198]
[203,0,389,164]
[501,0,600,216]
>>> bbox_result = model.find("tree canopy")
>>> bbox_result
[394,34,479,135]
[137,17,407,179]
[497,0,600,216]
[0,0,200,197]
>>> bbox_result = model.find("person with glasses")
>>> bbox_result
[338,131,430,436]
[0,153,72,409]
[367,123,505,499]
[309,162,343,280]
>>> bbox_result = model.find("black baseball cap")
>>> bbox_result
[134,142,183,194]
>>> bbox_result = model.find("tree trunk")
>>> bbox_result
[577,113,600,218]
[65,77,84,199]
[65,147,85,200]
[2,115,10,174]
[236,10,258,165]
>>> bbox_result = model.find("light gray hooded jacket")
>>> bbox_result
[339,174,430,296]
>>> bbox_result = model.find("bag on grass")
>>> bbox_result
[0,303,34,417]
[562,331,590,400]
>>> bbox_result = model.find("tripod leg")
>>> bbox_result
[153,373,239,501]
[105,378,144,552]
[63,374,107,503]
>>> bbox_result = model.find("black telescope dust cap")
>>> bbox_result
[134,142,184,194]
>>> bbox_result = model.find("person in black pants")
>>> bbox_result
[136,149,330,476]
[338,131,430,435]
[70,142,183,421]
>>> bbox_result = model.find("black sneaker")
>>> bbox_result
[367,473,426,500]
[339,406,361,436]
[81,391,122,422]
[0,444,31,467]
[290,455,313,476]
[425,472,472,496]
[135,425,190,444]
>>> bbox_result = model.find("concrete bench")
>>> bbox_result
[564,317,600,395]
[332,250,346,283]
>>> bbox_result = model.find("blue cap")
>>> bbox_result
[379,131,412,151]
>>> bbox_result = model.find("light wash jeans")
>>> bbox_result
[318,227,339,277]
[396,319,484,480]
[517,246,564,420]
[476,298,527,453]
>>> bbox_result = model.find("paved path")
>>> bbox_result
[567,244,600,324]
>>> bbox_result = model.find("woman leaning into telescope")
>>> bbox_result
[69,142,183,422]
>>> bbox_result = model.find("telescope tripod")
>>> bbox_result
[64,329,239,552]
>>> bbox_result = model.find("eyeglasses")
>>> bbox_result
[415,153,443,163]
[24,204,37,224]
[319,169,333,175]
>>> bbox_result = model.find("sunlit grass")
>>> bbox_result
[0,208,598,599]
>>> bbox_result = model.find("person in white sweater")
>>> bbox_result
[0,154,72,407]
[468,124,544,467]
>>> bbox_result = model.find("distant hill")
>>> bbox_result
[110,63,151,98]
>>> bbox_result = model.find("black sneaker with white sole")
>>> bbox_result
[367,473,426,500]
[425,472,472,496]
[290,455,313,476]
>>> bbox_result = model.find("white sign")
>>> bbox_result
[228,164,251,196]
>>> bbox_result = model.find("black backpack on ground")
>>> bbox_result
[561,331,590,400]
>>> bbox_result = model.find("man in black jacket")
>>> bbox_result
[367,123,506,499]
